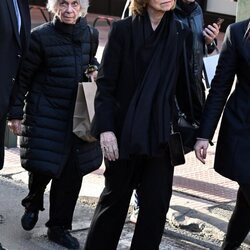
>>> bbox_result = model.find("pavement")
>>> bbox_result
[0,8,249,250]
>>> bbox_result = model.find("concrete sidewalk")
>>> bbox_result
[1,142,248,249]
[0,9,249,250]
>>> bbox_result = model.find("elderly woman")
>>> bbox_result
[7,0,99,249]
[124,0,221,224]
[84,0,191,249]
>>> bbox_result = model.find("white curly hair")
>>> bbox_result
[47,0,89,17]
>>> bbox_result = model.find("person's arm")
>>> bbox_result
[8,30,43,129]
[195,24,238,163]
[204,22,220,45]
[94,21,123,160]
[194,138,209,164]
[94,21,123,135]
[100,131,119,161]
[202,10,221,54]
[206,39,217,54]
[89,27,99,68]
[203,22,220,54]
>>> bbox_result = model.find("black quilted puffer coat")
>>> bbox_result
[8,17,99,178]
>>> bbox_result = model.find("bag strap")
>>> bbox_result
[174,20,195,124]
[182,39,196,124]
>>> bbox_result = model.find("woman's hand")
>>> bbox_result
[88,70,98,82]
[203,23,220,45]
[8,119,22,136]
[85,65,98,82]
[194,139,209,164]
[100,131,119,161]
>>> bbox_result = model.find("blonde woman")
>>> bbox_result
[84,0,192,249]
[7,0,99,249]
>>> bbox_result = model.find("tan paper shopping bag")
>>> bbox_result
[73,81,97,142]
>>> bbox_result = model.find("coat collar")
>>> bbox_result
[52,16,88,43]
[243,19,250,66]
[244,19,250,40]
[18,0,31,52]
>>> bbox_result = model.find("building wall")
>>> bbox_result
[203,0,236,32]
[206,0,237,16]
[236,0,250,21]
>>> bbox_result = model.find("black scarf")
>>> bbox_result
[120,11,180,159]
[177,0,197,16]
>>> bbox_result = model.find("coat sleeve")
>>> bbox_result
[90,28,99,67]
[198,24,238,140]
[8,30,43,120]
[93,22,123,136]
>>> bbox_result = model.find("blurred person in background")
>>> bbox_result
[7,0,99,249]
[175,0,220,120]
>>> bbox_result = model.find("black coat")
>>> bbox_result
[92,16,189,157]
[198,19,250,184]
[175,2,207,120]
[8,17,99,177]
[0,0,30,120]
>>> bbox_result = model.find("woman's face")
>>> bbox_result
[147,0,176,13]
[56,0,81,24]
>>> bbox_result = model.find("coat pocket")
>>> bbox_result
[75,139,103,176]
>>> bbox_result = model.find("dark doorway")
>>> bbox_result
[88,0,126,17]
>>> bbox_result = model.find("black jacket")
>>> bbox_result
[198,19,250,184]
[8,17,99,177]
[175,2,216,119]
[0,0,30,120]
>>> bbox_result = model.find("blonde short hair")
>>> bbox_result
[130,0,176,16]
[47,0,89,17]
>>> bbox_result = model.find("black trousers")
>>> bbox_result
[22,148,83,229]
[84,152,174,250]
[0,116,6,169]
[224,184,250,245]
